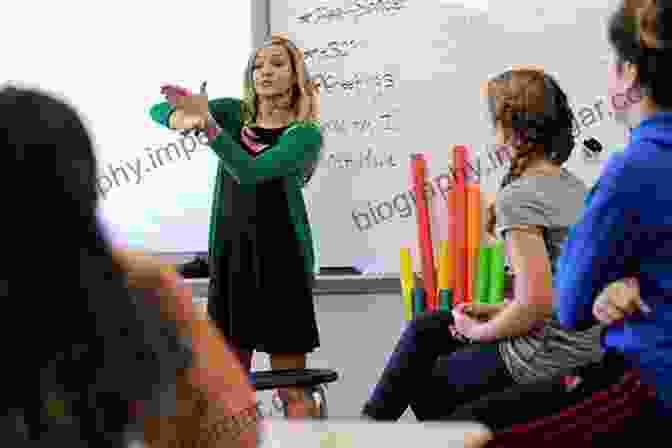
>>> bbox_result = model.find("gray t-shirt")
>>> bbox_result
[494,169,604,384]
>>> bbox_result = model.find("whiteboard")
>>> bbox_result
[1,0,254,253]
[271,0,627,274]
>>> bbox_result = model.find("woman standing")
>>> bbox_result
[150,34,323,416]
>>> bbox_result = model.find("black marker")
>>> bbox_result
[583,138,603,154]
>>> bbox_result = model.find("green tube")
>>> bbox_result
[489,240,506,304]
[414,287,426,315]
[439,289,453,312]
[476,245,491,304]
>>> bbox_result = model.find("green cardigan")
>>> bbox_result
[149,97,322,277]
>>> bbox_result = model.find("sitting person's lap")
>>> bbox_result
[363,310,516,420]
[444,349,633,431]
[410,341,515,421]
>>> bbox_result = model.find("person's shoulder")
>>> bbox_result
[495,178,544,223]
[598,142,658,195]
[496,171,585,221]
[498,173,573,203]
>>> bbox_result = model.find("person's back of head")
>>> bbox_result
[483,69,577,235]
[608,0,672,112]
[0,86,188,447]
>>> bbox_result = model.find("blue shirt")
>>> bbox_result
[554,112,672,413]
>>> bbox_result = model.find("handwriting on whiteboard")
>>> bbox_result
[321,111,400,136]
[325,147,398,170]
[350,144,513,232]
[304,40,367,66]
[312,72,395,95]
[297,0,408,25]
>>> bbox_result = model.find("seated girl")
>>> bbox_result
[0,86,191,447]
[0,84,259,447]
[554,0,672,419]
[361,68,605,422]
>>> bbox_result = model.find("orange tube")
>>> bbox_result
[447,190,456,291]
[453,145,468,305]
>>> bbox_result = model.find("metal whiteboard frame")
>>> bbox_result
[252,0,271,47]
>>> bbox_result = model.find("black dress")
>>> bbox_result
[207,126,320,354]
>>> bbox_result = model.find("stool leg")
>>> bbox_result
[272,386,328,419]
[311,384,328,419]
[254,401,265,418]
[272,390,286,416]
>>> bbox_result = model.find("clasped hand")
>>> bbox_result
[173,94,210,130]
[593,277,651,325]
[161,83,210,130]
[451,303,504,341]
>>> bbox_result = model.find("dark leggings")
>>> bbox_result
[362,311,515,420]
[446,349,631,430]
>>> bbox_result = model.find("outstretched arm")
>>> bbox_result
[205,122,322,185]
[149,96,242,133]
[148,86,322,184]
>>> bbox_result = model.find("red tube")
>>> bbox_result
[411,154,437,311]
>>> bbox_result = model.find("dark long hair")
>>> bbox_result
[0,86,187,446]
[608,0,672,108]
[484,69,576,235]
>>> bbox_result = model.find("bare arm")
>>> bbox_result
[476,227,554,340]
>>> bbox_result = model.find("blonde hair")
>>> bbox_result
[241,35,312,126]
[240,35,323,185]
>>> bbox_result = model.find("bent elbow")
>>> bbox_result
[530,296,555,327]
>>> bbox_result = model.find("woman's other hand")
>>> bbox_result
[173,93,209,128]
[161,84,209,129]
[593,277,651,325]
[287,42,320,121]
[174,93,209,119]
[295,79,320,122]
[170,108,208,129]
